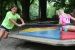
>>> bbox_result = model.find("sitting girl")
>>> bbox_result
[56,8,75,32]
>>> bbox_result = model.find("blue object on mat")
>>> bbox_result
[19,27,61,39]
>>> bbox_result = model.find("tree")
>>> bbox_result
[40,0,47,21]
[20,0,30,22]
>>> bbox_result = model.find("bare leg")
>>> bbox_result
[0,28,5,38]
[67,26,75,32]
[3,31,9,39]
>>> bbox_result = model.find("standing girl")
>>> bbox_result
[0,6,25,39]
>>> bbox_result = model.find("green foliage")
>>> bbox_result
[0,0,22,16]
[46,0,75,18]
[1,0,75,21]
[47,1,56,18]
[29,0,39,20]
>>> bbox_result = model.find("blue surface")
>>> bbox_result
[19,27,61,39]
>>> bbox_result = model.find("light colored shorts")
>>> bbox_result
[62,25,74,31]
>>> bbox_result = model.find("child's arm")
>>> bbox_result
[70,17,75,21]
[9,19,22,27]
[59,15,63,24]
[68,14,75,21]
[59,15,66,25]
[19,17,25,25]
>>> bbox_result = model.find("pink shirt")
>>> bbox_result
[59,14,71,25]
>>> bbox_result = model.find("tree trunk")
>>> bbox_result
[39,0,47,21]
[21,0,30,22]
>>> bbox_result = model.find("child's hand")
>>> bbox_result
[17,24,22,27]
[21,23,25,26]
[59,23,65,26]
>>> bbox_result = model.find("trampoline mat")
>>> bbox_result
[21,27,57,32]
[19,27,61,39]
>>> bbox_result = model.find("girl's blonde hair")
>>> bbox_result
[56,8,64,15]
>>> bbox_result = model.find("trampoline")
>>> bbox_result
[9,22,75,46]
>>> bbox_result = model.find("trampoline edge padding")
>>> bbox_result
[9,34,75,46]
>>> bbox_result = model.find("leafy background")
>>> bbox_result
[29,0,39,20]
[0,0,75,22]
